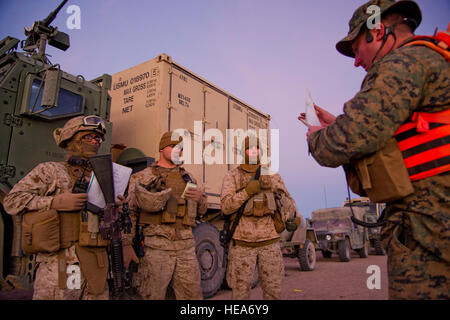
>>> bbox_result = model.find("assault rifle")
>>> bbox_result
[88,154,132,299]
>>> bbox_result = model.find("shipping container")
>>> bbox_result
[109,53,271,210]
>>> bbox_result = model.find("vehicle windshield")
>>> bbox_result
[29,79,83,117]
[311,220,328,231]
[312,218,351,231]
[329,219,352,230]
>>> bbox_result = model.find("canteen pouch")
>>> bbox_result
[347,138,414,203]
[22,209,60,254]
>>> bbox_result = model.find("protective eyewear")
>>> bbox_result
[82,116,106,134]
[81,134,103,144]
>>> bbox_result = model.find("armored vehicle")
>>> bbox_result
[310,207,370,262]
[0,0,112,291]
[279,218,318,271]
[343,198,386,256]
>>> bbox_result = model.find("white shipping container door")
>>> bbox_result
[169,66,204,186]
[228,99,248,170]
[203,88,228,208]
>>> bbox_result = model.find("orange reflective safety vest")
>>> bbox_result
[393,26,450,181]
[394,109,450,181]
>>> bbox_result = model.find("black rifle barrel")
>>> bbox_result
[42,0,69,27]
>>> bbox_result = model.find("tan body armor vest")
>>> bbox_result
[239,167,277,217]
[140,165,197,227]
[62,163,108,248]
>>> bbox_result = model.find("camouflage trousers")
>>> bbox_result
[381,209,450,300]
[33,246,109,300]
[226,241,284,300]
[137,245,203,300]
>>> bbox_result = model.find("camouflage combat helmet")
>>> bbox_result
[134,182,172,213]
[336,0,422,58]
[53,115,106,148]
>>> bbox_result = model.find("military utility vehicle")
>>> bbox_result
[279,218,318,271]
[0,0,112,291]
[343,198,386,256]
[310,207,370,262]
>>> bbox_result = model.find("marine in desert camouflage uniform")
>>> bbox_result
[221,136,299,300]
[126,131,207,300]
[3,116,114,300]
[302,0,449,299]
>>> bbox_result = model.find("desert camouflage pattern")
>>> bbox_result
[33,246,109,300]
[221,165,298,243]
[127,163,207,247]
[137,245,202,300]
[308,44,450,299]
[226,242,284,300]
[221,165,296,300]
[3,161,109,300]
[127,163,206,299]
[3,162,72,215]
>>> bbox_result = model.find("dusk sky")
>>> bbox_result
[1,0,448,217]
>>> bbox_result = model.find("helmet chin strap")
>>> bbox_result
[371,24,397,64]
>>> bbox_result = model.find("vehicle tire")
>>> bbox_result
[298,240,316,271]
[193,222,226,299]
[358,241,369,258]
[338,239,351,262]
[374,239,386,256]
[321,250,332,258]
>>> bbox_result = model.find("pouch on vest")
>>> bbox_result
[60,211,80,249]
[176,198,186,217]
[274,191,297,223]
[79,212,109,247]
[347,138,414,203]
[162,195,178,223]
[182,200,197,226]
[253,195,265,217]
[272,211,286,233]
[22,209,60,255]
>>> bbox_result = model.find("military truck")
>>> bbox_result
[310,207,370,262]
[0,0,276,299]
[343,198,386,256]
[279,218,318,271]
[0,0,113,291]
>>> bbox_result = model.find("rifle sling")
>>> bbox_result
[227,166,261,245]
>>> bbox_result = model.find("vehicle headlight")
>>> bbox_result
[325,235,331,241]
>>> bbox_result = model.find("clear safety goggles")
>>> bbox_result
[82,115,106,134]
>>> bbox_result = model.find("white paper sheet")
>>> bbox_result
[305,88,321,127]
[87,162,132,208]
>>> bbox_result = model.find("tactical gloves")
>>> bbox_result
[184,186,204,203]
[51,193,88,211]
[122,243,139,268]
[285,218,298,232]
[285,217,301,232]
[245,180,261,197]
